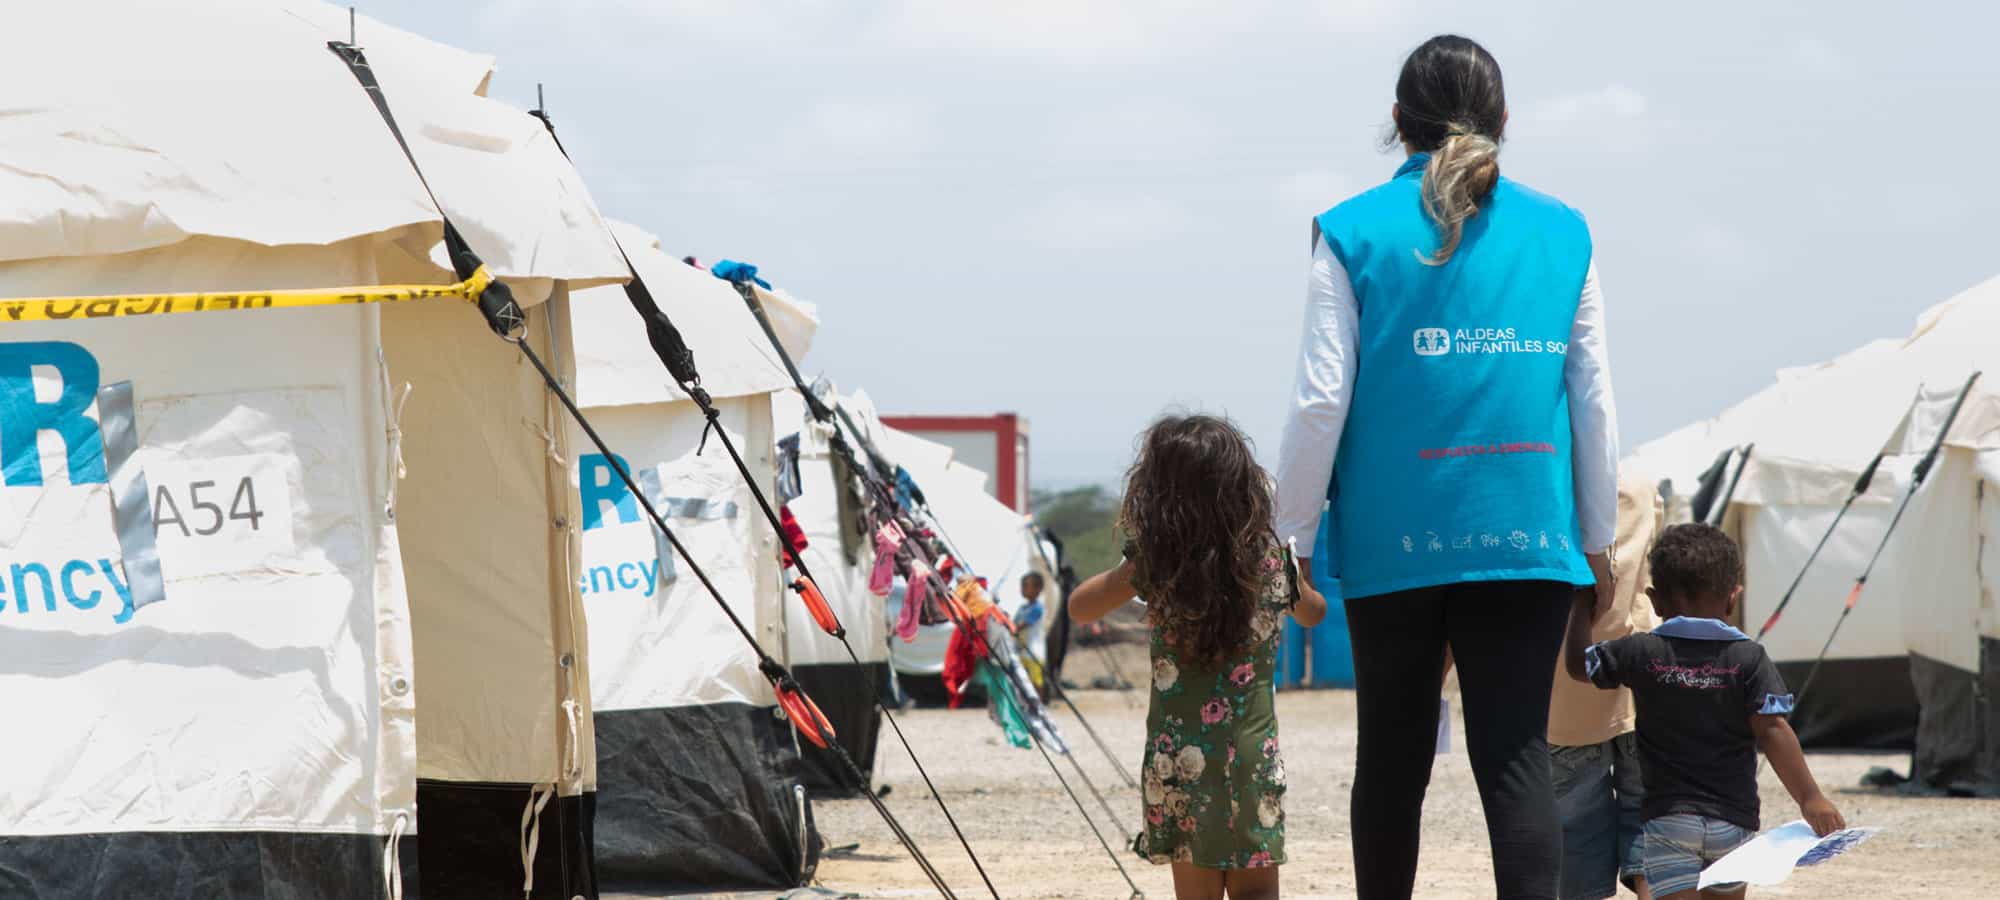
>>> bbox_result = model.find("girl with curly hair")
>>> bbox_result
[1071,414,1326,900]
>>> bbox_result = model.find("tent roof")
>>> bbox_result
[573,221,818,408]
[0,0,625,293]
[1628,274,2000,501]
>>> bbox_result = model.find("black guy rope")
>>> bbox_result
[731,281,1143,898]
[1797,371,1981,706]
[916,508,1134,840]
[329,44,957,899]
[1025,535,1140,789]
[526,96,999,900]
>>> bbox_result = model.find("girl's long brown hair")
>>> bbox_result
[1120,414,1275,668]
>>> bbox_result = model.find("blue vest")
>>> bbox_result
[1316,154,1594,598]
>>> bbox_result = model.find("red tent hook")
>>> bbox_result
[793,576,843,638]
[770,672,836,749]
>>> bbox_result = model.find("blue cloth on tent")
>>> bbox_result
[895,467,920,512]
[710,259,771,289]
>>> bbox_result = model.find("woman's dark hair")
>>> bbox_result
[1392,34,1507,265]
[1119,414,1275,668]
[1647,523,1744,601]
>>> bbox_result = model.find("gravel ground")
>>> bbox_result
[801,639,2000,899]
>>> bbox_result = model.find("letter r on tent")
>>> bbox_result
[0,341,106,486]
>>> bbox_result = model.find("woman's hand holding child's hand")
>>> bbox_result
[1585,550,1615,619]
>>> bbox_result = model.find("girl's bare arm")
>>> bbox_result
[1068,559,1139,625]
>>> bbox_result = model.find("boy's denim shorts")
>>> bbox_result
[1551,732,1645,899]
[1642,814,1754,896]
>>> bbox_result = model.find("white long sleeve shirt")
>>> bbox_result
[1274,236,1620,558]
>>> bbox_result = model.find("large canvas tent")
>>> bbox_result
[1628,274,2000,789]
[0,3,625,897]
[569,224,824,891]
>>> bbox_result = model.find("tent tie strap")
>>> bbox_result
[561,698,583,783]
[518,783,555,898]
[384,811,409,900]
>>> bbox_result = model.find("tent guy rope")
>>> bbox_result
[733,280,1146,899]
[528,93,1000,900]
[1796,371,1982,705]
[327,39,960,899]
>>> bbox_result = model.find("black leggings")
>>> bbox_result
[1347,579,1572,900]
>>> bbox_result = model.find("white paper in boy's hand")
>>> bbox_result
[1697,821,1880,888]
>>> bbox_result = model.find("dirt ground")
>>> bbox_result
[804,639,2000,899]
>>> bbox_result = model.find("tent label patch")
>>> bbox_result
[144,454,296,579]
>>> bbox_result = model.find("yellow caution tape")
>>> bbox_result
[0,266,494,324]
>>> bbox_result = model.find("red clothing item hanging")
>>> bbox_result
[777,504,809,566]
[941,612,992,710]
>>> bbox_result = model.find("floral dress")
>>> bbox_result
[1134,543,1289,869]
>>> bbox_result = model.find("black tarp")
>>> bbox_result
[1779,657,1919,750]
[593,703,820,894]
[1690,447,1735,525]
[793,661,888,798]
[406,782,595,900]
[0,832,388,899]
[1909,639,2000,793]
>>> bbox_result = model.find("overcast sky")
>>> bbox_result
[386,1,2000,488]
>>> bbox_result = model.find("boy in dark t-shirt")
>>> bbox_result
[1564,524,1844,899]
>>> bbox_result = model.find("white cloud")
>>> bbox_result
[1686,222,1756,272]
[1514,84,1651,149]
[1784,36,1851,79]
[1274,170,1356,220]
[484,0,1409,67]
[780,99,933,160]
[1042,99,1218,162]
[869,0,1405,65]
[1528,84,1648,129]
[1011,190,1195,250]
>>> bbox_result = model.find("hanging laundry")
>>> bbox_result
[869,521,905,598]
[953,577,991,622]
[996,630,1067,754]
[943,619,982,709]
[709,259,771,289]
[778,504,808,565]
[775,434,803,505]
[975,662,1032,749]
[894,467,921,511]
[918,577,953,628]
[897,561,933,642]
[831,451,866,565]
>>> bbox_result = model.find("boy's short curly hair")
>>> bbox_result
[1647,523,1743,600]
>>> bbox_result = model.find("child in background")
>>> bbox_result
[1565,523,1844,900]
[1070,415,1326,900]
[1548,476,1664,900]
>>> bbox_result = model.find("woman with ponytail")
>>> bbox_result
[1273,35,1621,899]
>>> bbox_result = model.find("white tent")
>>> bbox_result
[0,3,624,897]
[569,223,828,891]
[1628,274,2000,785]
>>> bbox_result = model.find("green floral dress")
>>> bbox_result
[1133,542,1288,870]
